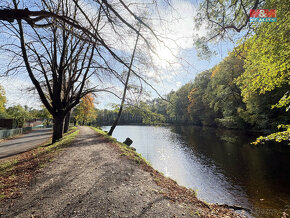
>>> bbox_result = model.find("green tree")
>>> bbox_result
[0,85,7,118]
[166,83,194,124]
[126,102,165,125]
[253,124,290,145]
[150,98,168,117]
[37,106,53,127]
[187,71,216,126]
[195,0,289,143]
[6,105,30,128]
[236,0,290,103]
[206,52,246,129]
[235,0,290,143]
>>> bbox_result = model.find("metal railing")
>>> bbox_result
[0,127,32,139]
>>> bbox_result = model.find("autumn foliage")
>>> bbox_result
[73,94,97,125]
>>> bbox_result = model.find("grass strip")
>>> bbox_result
[90,126,244,217]
[90,127,150,165]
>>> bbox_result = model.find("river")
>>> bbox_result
[101,125,290,217]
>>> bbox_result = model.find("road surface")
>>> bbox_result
[0,128,52,159]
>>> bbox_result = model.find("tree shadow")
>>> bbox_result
[138,196,170,217]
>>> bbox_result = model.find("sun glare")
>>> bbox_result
[154,43,179,68]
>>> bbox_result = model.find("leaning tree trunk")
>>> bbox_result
[52,114,65,143]
[108,105,124,136]
[108,26,140,136]
[64,110,71,133]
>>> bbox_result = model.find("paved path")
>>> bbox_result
[0,128,52,159]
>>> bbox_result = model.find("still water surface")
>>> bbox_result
[102,125,290,217]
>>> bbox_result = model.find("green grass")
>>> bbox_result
[91,127,151,165]
[189,188,197,197]
[39,163,48,168]
[44,128,79,151]
[0,160,18,176]
[193,210,201,216]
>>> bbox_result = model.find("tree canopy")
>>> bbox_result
[236,0,290,104]
[0,0,170,141]
[73,93,97,125]
[0,85,7,118]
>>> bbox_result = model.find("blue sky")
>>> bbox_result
[0,0,236,110]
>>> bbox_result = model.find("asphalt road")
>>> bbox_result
[0,128,52,159]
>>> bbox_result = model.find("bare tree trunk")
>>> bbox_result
[64,110,71,133]
[108,25,140,136]
[52,114,65,143]
[108,105,124,136]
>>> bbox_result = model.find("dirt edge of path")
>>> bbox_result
[0,126,246,217]
[0,127,79,201]
[90,127,246,217]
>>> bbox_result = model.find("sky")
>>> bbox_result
[0,0,236,110]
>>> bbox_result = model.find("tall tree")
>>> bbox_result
[236,0,290,104]
[6,105,30,128]
[1,0,173,141]
[4,0,98,142]
[206,52,246,129]
[108,25,140,136]
[74,93,97,125]
[235,0,290,142]
[187,71,216,126]
[0,85,7,118]
[166,83,193,124]
[195,0,289,143]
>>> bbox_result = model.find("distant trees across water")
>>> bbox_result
[96,49,289,135]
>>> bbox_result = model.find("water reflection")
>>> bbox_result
[102,125,290,217]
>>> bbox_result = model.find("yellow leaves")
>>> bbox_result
[272,92,290,111]
[252,125,290,145]
[188,88,198,102]
[187,88,199,114]
[0,85,6,115]
[236,1,290,99]
[74,93,97,124]
[211,66,220,78]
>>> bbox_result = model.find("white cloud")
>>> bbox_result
[79,0,204,99]
[176,81,182,87]
[0,0,209,108]
[0,76,41,108]
[139,0,204,81]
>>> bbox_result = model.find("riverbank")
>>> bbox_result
[0,126,243,217]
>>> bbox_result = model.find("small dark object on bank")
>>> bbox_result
[123,137,133,146]
[130,147,136,151]
[216,204,251,213]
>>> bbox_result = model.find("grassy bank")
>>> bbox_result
[90,127,243,217]
[91,127,150,165]
[0,127,79,200]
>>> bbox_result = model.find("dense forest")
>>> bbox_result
[96,49,289,131]
[0,0,289,143]
[97,0,289,142]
